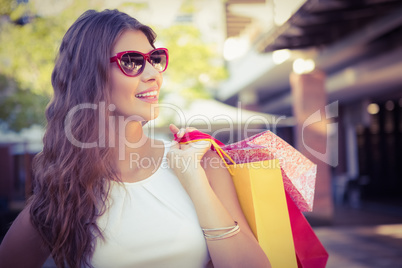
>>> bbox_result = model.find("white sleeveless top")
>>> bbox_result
[91,140,210,268]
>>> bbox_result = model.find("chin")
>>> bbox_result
[114,107,160,122]
[138,111,159,123]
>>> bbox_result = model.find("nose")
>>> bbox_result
[140,60,160,82]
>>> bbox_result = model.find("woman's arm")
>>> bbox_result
[168,125,271,268]
[0,205,50,268]
[198,150,271,268]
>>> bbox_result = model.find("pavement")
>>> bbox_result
[313,204,402,268]
[314,223,402,268]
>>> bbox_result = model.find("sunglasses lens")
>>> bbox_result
[150,49,167,72]
[116,49,168,76]
[119,53,144,76]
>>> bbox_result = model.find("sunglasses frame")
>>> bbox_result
[110,48,169,77]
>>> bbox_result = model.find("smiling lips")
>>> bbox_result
[135,90,159,103]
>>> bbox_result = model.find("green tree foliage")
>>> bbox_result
[0,0,16,16]
[0,0,110,131]
[0,74,49,130]
[0,1,97,131]
[156,24,227,101]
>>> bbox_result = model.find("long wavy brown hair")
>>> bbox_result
[29,9,156,268]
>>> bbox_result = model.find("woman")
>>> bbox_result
[0,9,270,268]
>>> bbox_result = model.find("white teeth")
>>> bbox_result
[135,90,158,98]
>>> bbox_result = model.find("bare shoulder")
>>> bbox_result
[0,205,50,268]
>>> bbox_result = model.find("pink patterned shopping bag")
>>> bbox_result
[222,131,317,212]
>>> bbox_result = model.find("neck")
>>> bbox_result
[113,120,150,162]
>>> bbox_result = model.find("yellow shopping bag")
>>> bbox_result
[228,160,297,268]
[175,131,297,268]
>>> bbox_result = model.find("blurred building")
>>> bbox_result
[217,0,402,223]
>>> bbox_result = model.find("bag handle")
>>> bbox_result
[174,130,236,175]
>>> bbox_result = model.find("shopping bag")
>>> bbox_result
[175,131,298,268]
[222,131,317,212]
[286,192,329,268]
[228,159,298,268]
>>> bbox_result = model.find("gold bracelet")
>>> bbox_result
[202,221,240,241]
[201,221,238,232]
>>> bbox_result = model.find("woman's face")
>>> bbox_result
[109,30,163,121]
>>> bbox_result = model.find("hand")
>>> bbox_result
[168,123,210,167]
[167,124,211,190]
[169,124,197,140]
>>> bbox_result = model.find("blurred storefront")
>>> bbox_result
[0,125,43,237]
[217,0,402,224]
